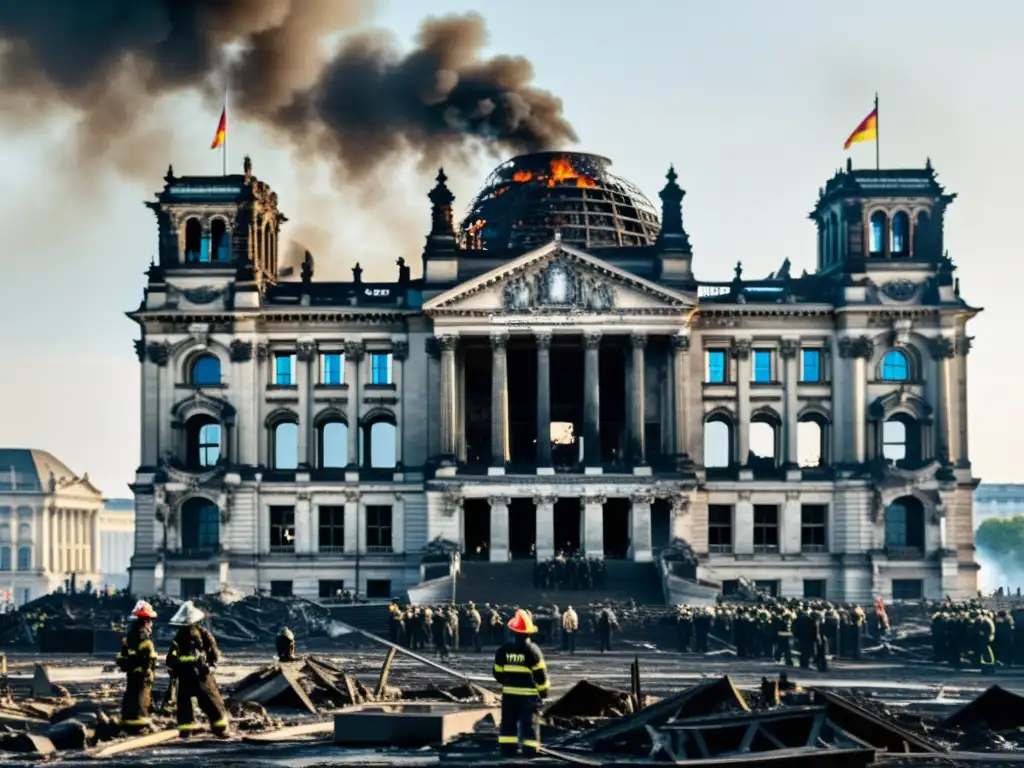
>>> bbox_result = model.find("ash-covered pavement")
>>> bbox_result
[6,643,1023,766]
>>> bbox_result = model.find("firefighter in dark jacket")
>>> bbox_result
[116,600,159,732]
[165,601,230,738]
[276,627,297,662]
[493,609,549,758]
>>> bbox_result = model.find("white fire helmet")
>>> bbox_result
[168,600,206,627]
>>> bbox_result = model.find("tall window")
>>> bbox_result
[752,350,772,383]
[181,498,220,552]
[318,506,345,553]
[190,355,221,386]
[198,423,221,467]
[366,505,393,551]
[320,421,348,468]
[891,212,909,256]
[184,218,203,262]
[869,211,886,255]
[705,350,727,383]
[885,497,924,553]
[17,546,31,571]
[883,419,907,462]
[273,422,299,469]
[800,504,827,552]
[321,353,344,385]
[753,505,779,554]
[269,506,295,553]
[185,415,221,469]
[801,350,821,383]
[211,218,230,262]
[707,505,733,554]
[880,350,909,381]
[0,547,10,571]
[274,353,296,386]
[370,353,393,385]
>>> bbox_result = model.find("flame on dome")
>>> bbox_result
[510,156,597,188]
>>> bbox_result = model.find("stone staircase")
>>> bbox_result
[452,559,666,608]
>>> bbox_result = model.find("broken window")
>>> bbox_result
[270,580,293,597]
[707,505,733,554]
[269,506,295,553]
[800,504,828,552]
[318,506,345,553]
[753,505,779,554]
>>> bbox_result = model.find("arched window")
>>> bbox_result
[185,415,221,468]
[319,419,348,468]
[210,218,230,262]
[361,414,397,469]
[184,218,203,262]
[880,350,910,381]
[190,355,221,386]
[797,413,829,468]
[883,414,921,468]
[180,498,220,553]
[703,413,733,469]
[16,546,30,571]
[913,211,930,258]
[273,420,299,470]
[749,411,781,468]
[869,211,886,255]
[885,496,925,554]
[891,212,909,256]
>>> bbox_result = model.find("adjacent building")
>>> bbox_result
[128,151,980,602]
[0,449,103,604]
[973,484,1024,530]
[100,498,135,590]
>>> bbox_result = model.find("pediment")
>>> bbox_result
[423,239,694,316]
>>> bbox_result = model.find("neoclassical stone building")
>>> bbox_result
[128,151,980,602]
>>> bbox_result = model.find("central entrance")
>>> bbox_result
[603,498,630,558]
[462,498,490,560]
[553,498,581,555]
[508,498,536,559]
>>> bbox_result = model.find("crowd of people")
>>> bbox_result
[533,554,607,590]
[930,600,1017,671]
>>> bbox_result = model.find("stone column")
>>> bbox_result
[91,510,100,574]
[780,339,800,467]
[955,335,972,467]
[40,505,49,573]
[535,333,553,471]
[732,340,752,465]
[294,492,312,554]
[344,340,365,468]
[630,491,654,562]
[392,341,409,469]
[671,336,691,461]
[930,336,954,464]
[583,332,602,469]
[582,495,605,559]
[733,492,754,555]
[629,333,648,466]
[342,491,359,555]
[296,339,317,467]
[488,496,510,562]
[456,348,467,462]
[782,491,802,555]
[438,336,458,462]
[256,344,270,465]
[534,495,556,559]
[838,335,873,464]
[489,333,510,472]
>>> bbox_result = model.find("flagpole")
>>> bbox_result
[223,75,228,177]
[875,92,880,171]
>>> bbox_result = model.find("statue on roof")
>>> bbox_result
[776,258,791,280]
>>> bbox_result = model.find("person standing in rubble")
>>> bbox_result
[467,601,483,652]
[388,602,404,645]
[116,600,159,732]
[493,609,549,758]
[597,607,617,653]
[276,627,297,662]
[165,601,230,739]
[446,604,460,654]
[694,606,713,653]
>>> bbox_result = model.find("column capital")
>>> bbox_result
[535,332,553,350]
[630,490,655,505]
[671,335,691,352]
[256,342,270,362]
[344,339,365,361]
[438,335,459,353]
[779,339,799,359]
[730,339,751,360]
[146,342,170,367]
[838,335,873,360]
[583,331,602,349]
[956,335,973,357]
[487,495,511,507]
[296,339,317,362]
[927,336,955,360]
[392,340,409,361]
[581,493,606,506]
[489,332,509,351]
[533,494,557,506]
[630,332,648,350]
[425,337,440,359]
[342,490,360,503]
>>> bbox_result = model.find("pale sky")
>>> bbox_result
[0,0,1019,497]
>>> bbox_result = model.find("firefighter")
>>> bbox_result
[165,601,230,738]
[116,600,159,732]
[276,627,297,662]
[493,609,549,758]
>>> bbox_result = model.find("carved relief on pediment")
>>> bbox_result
[499,258,617,313]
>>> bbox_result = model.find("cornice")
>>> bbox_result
[130,309,418,325]
[430,307,688,319]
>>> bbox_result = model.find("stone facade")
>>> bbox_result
[128,156,980,602]
[0,449,103,604]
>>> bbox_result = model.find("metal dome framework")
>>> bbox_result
[459,151,661,252]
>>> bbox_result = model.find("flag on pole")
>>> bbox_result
[210,107,227,150]
[843,105,878,150]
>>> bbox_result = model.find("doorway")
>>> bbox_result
[463,498,491,560]
[554,498,581,555]
[603,498,630,559]
[508,498,536,559]
[651,499,671,553]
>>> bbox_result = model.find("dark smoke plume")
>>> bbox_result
[0,0,577,177]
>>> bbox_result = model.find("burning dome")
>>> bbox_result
[459,152,661,252]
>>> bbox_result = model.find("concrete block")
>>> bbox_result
[333,703,496,746]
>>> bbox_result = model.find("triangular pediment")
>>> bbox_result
[423,239,694,316]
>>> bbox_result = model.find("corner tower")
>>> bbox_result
[145,156,286,287]
[810,158,955,279]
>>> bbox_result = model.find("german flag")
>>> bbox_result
[843,106,877,150]
[210,107,226,150]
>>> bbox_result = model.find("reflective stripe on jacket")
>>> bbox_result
[493,638,549,697]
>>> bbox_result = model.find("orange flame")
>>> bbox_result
[509,157,598,189]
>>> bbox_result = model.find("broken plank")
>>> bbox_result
[376,646,398,698]
[242,721,334,743]
[537,746,603,766]
[89,729,179,759]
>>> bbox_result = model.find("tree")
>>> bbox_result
[976,516,1024,560]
